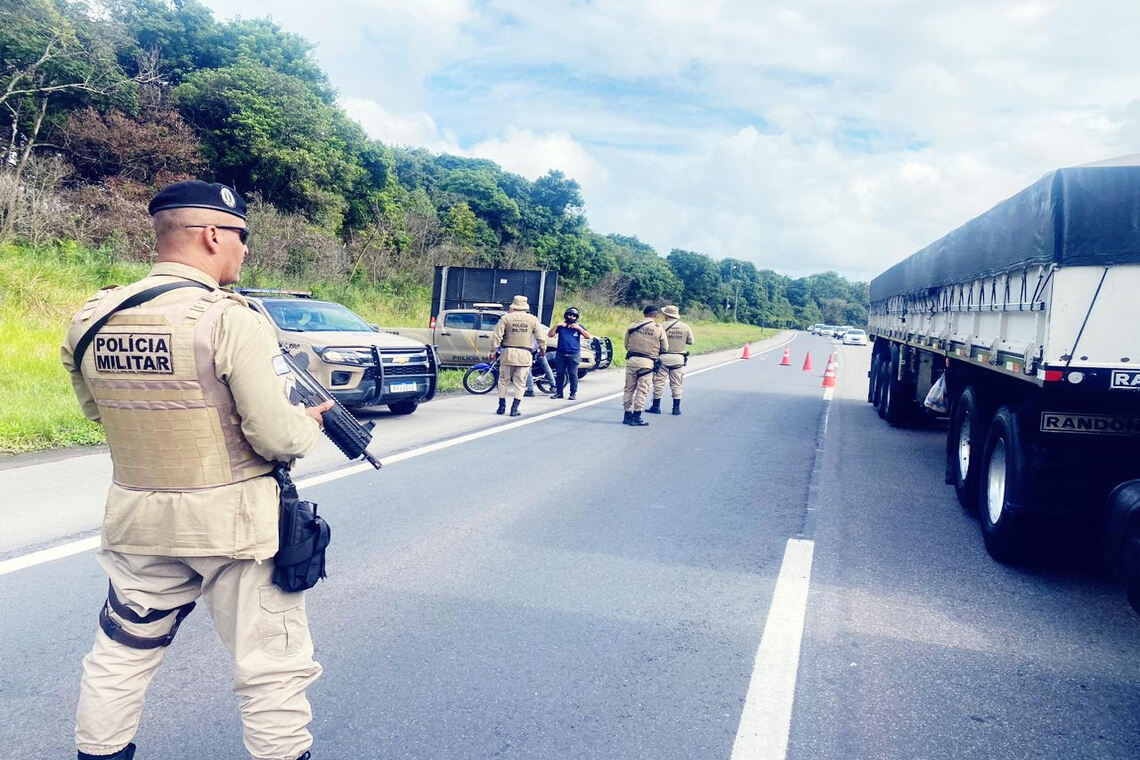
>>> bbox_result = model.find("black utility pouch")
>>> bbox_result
[270,464,331,592]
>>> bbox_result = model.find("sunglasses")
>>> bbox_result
[184,224,249,245]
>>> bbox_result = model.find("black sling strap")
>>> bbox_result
[72,281,213,368]
[626,319,654,336]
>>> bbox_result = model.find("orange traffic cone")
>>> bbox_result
[802,352,813,371]
[741,343,751,359]
[779,346,791,366]
[821,353,838,388]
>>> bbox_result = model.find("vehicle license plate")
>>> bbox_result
[389,382,418,393]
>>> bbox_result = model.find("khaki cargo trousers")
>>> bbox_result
[623,361,654,411]
[653,362,685,400]
[497,364,531,400]
[76,549,321,760]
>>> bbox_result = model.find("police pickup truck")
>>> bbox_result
[384,303,613,376]
[237,289,438,414]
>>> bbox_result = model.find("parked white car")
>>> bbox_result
[842,328,868,346]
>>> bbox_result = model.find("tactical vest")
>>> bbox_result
[501,312,536,348]
[73,286,275,490]
[663,320,690,353]
[625,321,663,360]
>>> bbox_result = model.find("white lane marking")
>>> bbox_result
[4,340,795,573]
[730,537,816,760]
[0,535,100,577]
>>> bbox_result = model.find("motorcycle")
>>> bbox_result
[462,352,555,395]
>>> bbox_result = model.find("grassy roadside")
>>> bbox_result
[0,242,773,454]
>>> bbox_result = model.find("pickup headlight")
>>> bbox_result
[315,347,374,366]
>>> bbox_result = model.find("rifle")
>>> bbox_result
[278,349,383,469]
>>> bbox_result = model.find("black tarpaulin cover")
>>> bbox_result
[870,158,1140,302]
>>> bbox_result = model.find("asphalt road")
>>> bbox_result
[1,334,1137,759]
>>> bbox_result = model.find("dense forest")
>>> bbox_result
[0,0,868,327]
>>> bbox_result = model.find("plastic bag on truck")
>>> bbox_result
[924,373,948,414]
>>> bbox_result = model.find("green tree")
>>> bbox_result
[1,0,133,238]
[438,168,521,243]
[174,60,362,227]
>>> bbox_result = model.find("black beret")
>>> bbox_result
[148,180,247,219]
[643,304,660,316]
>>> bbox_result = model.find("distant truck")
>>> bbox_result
[383,266,613,373]
[865,158,1140,609]
[238,289,439,414]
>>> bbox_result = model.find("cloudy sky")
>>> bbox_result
[200,0,1138,281]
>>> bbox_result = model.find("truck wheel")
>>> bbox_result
[948,385,985,512]
[979,405,1029,564]
[463,366,497,394]
[868,352,881,403]
[879,347,914,427]
[876,360,891,419]
[1103,481,1140,615]
[388,398,419,415]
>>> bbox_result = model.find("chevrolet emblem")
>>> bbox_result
[394,355,409,364]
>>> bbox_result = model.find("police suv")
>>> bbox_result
[238,289,439,414]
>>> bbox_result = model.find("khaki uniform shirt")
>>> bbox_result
[624,319,668,370]
[661,319,695,368]
[492,310,545,367]
[61,262,321,560]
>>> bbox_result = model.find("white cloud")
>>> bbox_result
[340,98,458,152]
[468,127,609,189]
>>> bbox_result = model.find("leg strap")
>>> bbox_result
[98,583,196,650]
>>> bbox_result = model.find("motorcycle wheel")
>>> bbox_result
[463,366,498,394]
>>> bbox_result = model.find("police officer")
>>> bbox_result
[623,305,668,426]
[548,306,593,400]
[491,294,546,416]
[647,304,695,415]
[61,181,331,760]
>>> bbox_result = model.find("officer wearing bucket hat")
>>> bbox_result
[62,180,330,760]
[648,304,694,415]
[490,294,546,416]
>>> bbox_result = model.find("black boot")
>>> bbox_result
[297,753,311,760]
[79,744,136,760]
[647,398,662,414]
[629,411,650,426]
[672,399,681,415]
[496,398,506,415]
[509,399,521,417]
[623,411,633,425]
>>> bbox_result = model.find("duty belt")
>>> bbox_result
[626,350,660,377]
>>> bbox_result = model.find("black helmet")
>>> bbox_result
[564,307,580,320]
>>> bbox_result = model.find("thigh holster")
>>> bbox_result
[98,582,196,649]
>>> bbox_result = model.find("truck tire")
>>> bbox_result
[875,360,891,419]
[1104,481,1140,615]
[388,398,419,415]
[979,405,1030,564]
[948,385,985,512]
[868,352,882,403]
[877,347,913,426]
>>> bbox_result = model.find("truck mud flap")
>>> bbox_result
[1104,480,1140,614]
